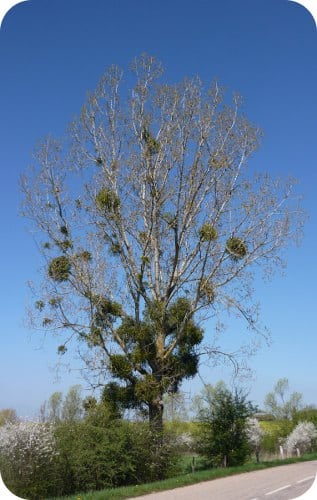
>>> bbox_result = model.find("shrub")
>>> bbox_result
[54,416,178,494]
[195,384,254,467]
[0,421,58,499]
[246,417,265,462]
[285,421,317,455]
[0,408,179,498]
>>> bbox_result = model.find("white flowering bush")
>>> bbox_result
[0,421,58,498]
[246,417,265,462]
[285,421,317,455]
[174,432,194,452]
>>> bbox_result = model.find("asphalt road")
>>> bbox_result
[130,461,317,500]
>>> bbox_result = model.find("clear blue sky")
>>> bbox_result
[0,0,316,418]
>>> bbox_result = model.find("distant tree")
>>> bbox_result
[264,378,303,420]
[39,386,83,423]
[47,391,63,423]
[163,391,189,422]
[195,383,255,467]
[22,54,304,435]
[246,417,265,462]
[191,381,227,415]
[61,385,83,422]
[0,409,18,426]
[285,421,317,455]
[293,406,317,427]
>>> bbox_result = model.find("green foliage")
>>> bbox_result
[198,278,215,303]
[88,326,103,346]
[46,453,317,500]
[195,384,254,467]
[57,344,67,355]
[199,223,218,242]
[57,239,73,251]
[95,187,120,214]
[107,298,203,418]
[226,237,247,259]
[109,354,133,380]
[35,300,45,311]
[110,241,122,255]
[49,296,62,307]
[82,396,97,412]
[293,407,317,427]
[260,420,293,453]
[208,153,229,169]
[48,256,71,282]
[135,375,161,402]
[101,383,136,417]
[76,250,92,261]
[0,387,175,498]
[142,127,160,156]
[92,295,123,329]
[7,411,177,498]
[42,317,53,326]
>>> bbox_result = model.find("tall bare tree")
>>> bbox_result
[21,54,304,433]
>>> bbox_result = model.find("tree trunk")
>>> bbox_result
[149,399,164,438]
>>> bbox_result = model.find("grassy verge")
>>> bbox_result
[55,452,317,500]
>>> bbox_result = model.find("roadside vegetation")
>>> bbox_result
[51,453,317,500]
[1,379,317,499]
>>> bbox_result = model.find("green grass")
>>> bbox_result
[54,453,317,500]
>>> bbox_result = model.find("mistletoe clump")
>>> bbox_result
[209,153,229,169]
[142,127,160,157]
[109,354,133,380]
[226,237,247,259]
[91,295,123,330]
[199,278,215,303]
[57,344,67,355]
[95,187,120,214]
[135,375,161,402]
[57,239,73,251]
[199,223,218,242]
[48,256,71,282]
[76,250,92,262]
[107,298,203,407]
